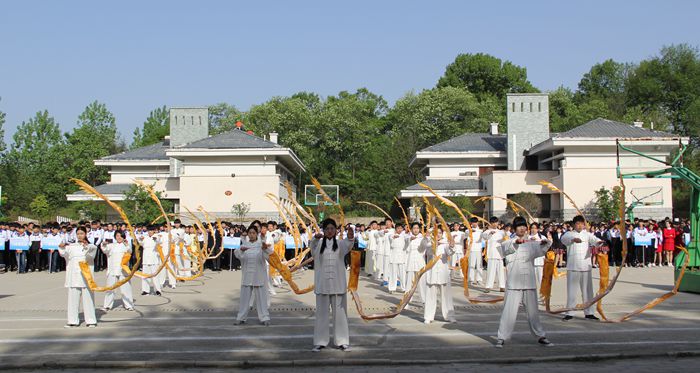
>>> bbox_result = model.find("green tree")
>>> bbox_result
[437,53,538,101]
[131,106,169,149]
[508,192,542,218]
[575,59,632,118]
[627,44,700,139]
[29,194,51,222]
[209,103,243,135]
[231,202,251,223]
[62,101,123,188]
[121,184,174,225]
[5,110,65,211]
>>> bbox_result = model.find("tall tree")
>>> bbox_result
[0,100,6,154]
[575,59,632,118]
[437,53,538,100]
[131,106,169,149]
[627,44,700,139]
[63,101,123,187]
[5,110,65,211]
[209,103,243,135]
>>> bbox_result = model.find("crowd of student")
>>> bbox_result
[0,214,692,350]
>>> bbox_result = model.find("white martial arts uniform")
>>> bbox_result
[171,227,191,278]
[375,229,392,281]
[311,235,354,348]
[483,228,506,290]
[561,230,602,316]
[156,232,177,288]
[497,237,551,341]
[405,233,429,302]
[530,233,546,291]
[424,235,456,323]
[450,230,466,269]
[468,228,484,284]
[366,229,380,276]
[234,238,273,322]
[387,232,408,292]
[101,242,134,310]
[140,235,162,294]
[59,243,98,326]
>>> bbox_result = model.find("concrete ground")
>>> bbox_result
[0,265,698,370]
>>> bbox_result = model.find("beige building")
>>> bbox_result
[67,107,305,223]
[400,93,689,220]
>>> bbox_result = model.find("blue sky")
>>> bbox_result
[1,0,699,144]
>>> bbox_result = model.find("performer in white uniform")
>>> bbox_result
[157,228,177,289]
[234,225,274,325]
[364,221,379,277]
[560,215,604,321]
[101,230,134,311]
[59,226,98,328]
[482,217,506,292]
[311,219,354,352]
[450,223,466,279]
[139,226,162,296]
[387,223,408,293]
[424,228,456,324]
[495,216,553,348]
[467,218,484,285]
[405,222,429,303]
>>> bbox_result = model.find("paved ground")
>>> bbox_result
[0,265,698,370]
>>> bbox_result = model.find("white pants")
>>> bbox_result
[468,251,483,283]
[535,265,543,294]
[424,282,455,322]
[162,262,177,288]
[67,287,97,325]
[176,253,192,278]
[387,262,406,292]
[374,253,385,279]
[141,264,162,294]
[104,274,134,309]
[382,255,391,281]
[365,250,376,274]
[485,259,505,290]
[405,270,427,303]
[566,270,594,316]
[451,247,464,266]
[238,285,270,322]
[314,294,349,347]
[497,289,546,341]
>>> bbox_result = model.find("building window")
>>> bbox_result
[529,102,533,112]
[512,102,515,112]
[520,102,524,112]
[538,102,542,112]
[525,155,539,170]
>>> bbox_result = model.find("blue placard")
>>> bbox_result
[10,237,30,251]
[41,237,61,250]
[222,236,241,250]
[633,233,652,246]
[685,233,691,246]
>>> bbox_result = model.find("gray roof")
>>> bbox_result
[420,133,506,153]
[71,183,132,196]
[405,179,481,191]
[101,141,169,161]
[181,129,281,149]
[553,118,677,139]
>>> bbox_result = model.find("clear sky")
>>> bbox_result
[1,0,699,144]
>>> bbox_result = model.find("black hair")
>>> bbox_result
[489,216,499,223]
[247,225,259,233]
[173,219,182,224]
[383,218,393,224]
[76,226,88,234]
[320,218,339,253]
[512,216,527,229]
[572,215,586,224]
[469,217,478,223]
[530,222,540,229]
[410,222,421,230]
[114,230,125,239]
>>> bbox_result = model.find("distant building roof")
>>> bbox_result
[420,133,506,153]
[404,178,481,191]
[181,129,281,149]
[552,118,678,139]
[71,183,133,196]
[101,141,169,161]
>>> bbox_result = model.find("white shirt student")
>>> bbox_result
[310,219,355,352]
[495,217,553,348]
[58,227,98,328]
[234,226,274,325]
[101,231,134,311]
[560,216,604,321]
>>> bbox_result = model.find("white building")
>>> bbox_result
[67,107,305,222]
[400,93,689,220]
